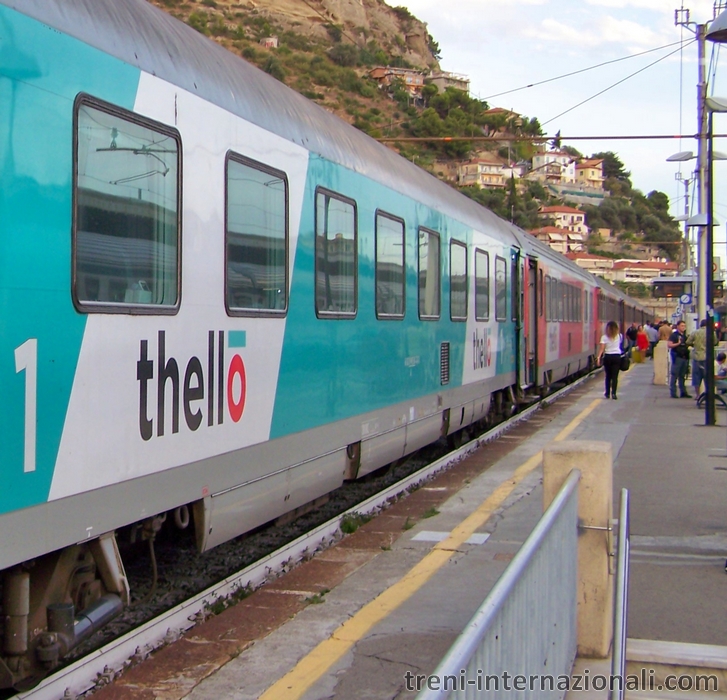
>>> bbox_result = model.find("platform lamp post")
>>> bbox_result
[675,8,727,427]
[687,95,727,426]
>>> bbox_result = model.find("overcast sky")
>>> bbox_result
[394,0,727,247]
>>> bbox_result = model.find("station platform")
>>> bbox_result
[93,362,727,699]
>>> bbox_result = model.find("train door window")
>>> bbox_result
[315,188,357,317]
[226,153,288,315]
[450,240,468,321]
[565,285,570,321]
[570,286,575,321]
[495,256,507,321]
[584,290,589,322]
[539,269,544,317]
[418,228,440,319]
[375,211,405,319]
[474,249,489,320]
[545,275,550,321]
[557,281,564,321]
[74,97,181,312]
[511,255,518,321]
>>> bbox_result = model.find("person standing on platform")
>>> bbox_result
[715,352,727,394]
[668,320,691,398]
[635,325,649,363]
[626,322,638,347]
[687,319,718,397]
[646,323,659,357]
[596,321,624,400]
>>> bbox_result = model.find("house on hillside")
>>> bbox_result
[369,66,425,96]
[457,153,507,189]
[576,159,605,191]
[611,260,678,283]
[565,252,614,278]
[529,151,577,185]
[538,205,588,235]
[482,107,522,124]
[427,71,470,94]
[527,226,585,254]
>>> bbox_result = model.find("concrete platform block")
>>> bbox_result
[653,341,669,385]
[544,440,613,660]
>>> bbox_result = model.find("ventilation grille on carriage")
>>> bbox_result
[440,342,450,385]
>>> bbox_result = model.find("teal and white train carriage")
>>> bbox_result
[0,0,650,688]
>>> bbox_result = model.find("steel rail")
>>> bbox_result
[17,371,597,700]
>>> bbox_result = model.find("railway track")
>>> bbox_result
[15,372,596,700]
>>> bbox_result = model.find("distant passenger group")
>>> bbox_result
[598,318,722,402]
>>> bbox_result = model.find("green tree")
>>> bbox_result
[328,43,358,66]
[591,151,631,184]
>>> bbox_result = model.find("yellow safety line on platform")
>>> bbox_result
[259,397,602,700]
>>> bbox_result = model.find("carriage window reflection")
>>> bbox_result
[450,240,467,321]
[375,212,405,319]
[75,100,179,309]
[418,228,440,319]
[475,249,489,321]
[226,155,288,314]
[495,256,507,321]
[316,189,357,317]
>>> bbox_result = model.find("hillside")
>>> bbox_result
[150,0,439,124]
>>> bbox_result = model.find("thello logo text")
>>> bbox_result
[136,331,246,441]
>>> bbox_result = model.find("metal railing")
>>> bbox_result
[416,469,581,699]
[610,488,630,700]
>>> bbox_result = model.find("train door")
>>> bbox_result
[526,258,538,387]
[511,248,525,389]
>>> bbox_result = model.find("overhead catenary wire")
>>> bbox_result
[482,39,691,102]
[376,132,727,143]
[542,41,695,126]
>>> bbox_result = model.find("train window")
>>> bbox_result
[375,211,405,319]
[450,240,468,321]
[474,249,489,320]
[495,256,507,321]
[418,228,441,319]
[584,290,589,322]
[73,97,180,312]
[226,153,288,315]
[316,188,357,317]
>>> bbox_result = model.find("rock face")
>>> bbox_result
[208,0,437,69]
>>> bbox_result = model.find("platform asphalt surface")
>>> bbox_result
[95,362,727,699]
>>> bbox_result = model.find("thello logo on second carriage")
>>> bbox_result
[136,330,247,441]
